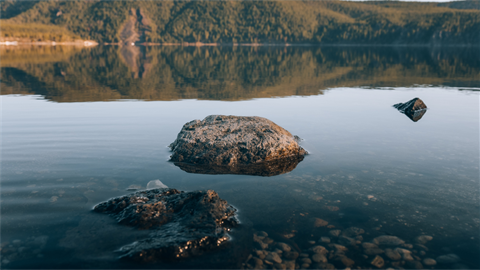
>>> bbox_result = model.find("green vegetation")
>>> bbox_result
[1,0,479,44]
[0,22,80,42]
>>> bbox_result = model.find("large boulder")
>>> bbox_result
[169,115,307,175]
[393,98,427,122]
[93,188,238,262]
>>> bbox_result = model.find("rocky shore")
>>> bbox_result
[242,225,467,270]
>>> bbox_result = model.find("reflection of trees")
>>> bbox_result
[1,46,479,102]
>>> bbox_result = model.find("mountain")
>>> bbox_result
[1,0,479,45]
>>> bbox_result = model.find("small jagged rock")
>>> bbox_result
[393,98,427,122]
[93,188,237,262]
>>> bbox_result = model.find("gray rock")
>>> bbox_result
[314,263,335,269]
[405,260,423,269]
[277,242,292,252]
[423,258,436,266]
[284,260,295,270]
[300,258,312,264]
[436,254,460,264]
[301,263,310,269]
[311,245,328,254]
[252,257,263,266]
[362,242,378,249]
[169,115,306,176]
[364,248,385,255]
[255,231,268,240]
[93,188,237,262]
[266,252,282,264]
[337,256,355,267]
[385,248,402,261]
[338,236,356,246]
[373,235,405,246]
[330,244,348,252]
[343,227,365,237]
[274,262,287,270]
[415,235,433,245]
[329,230,341,237]
[255,250,266,260]
[284,251,299,260]
[312,253,328,263]
[319,237,331,243]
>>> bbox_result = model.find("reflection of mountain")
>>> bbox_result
[1,46,479,102]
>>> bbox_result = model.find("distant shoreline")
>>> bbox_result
[0,40,98,46]
[1,39,479,47]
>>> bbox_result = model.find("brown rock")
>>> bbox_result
[371,255,385,268]
[385,248,402,261]
[314,218,328,227]
[364,248,385,255]
[338,256,355,267]
[312,253,328,263]
[284,251,299,260]
[284,260,296,270]
[252,257,263,266]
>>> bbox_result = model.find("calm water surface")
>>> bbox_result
[1,46,479,269]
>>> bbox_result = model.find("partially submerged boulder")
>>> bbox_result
[169,115,307,176]
[93,188,237,262]
[393,98,427,122]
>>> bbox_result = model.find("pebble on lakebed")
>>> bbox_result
[243,223,453,270]
[169,115,307,176]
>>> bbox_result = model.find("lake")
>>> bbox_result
[1,45,479,269]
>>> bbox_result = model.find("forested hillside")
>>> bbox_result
[1,0,479,45]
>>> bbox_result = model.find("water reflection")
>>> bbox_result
[174,155,305,177]
[393,98,428,122]
[1,46,479,102]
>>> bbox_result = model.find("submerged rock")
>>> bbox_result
[393,98,427,122]
[169,115,307,176]
[93,188,237,262]
[373,235,405,246]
